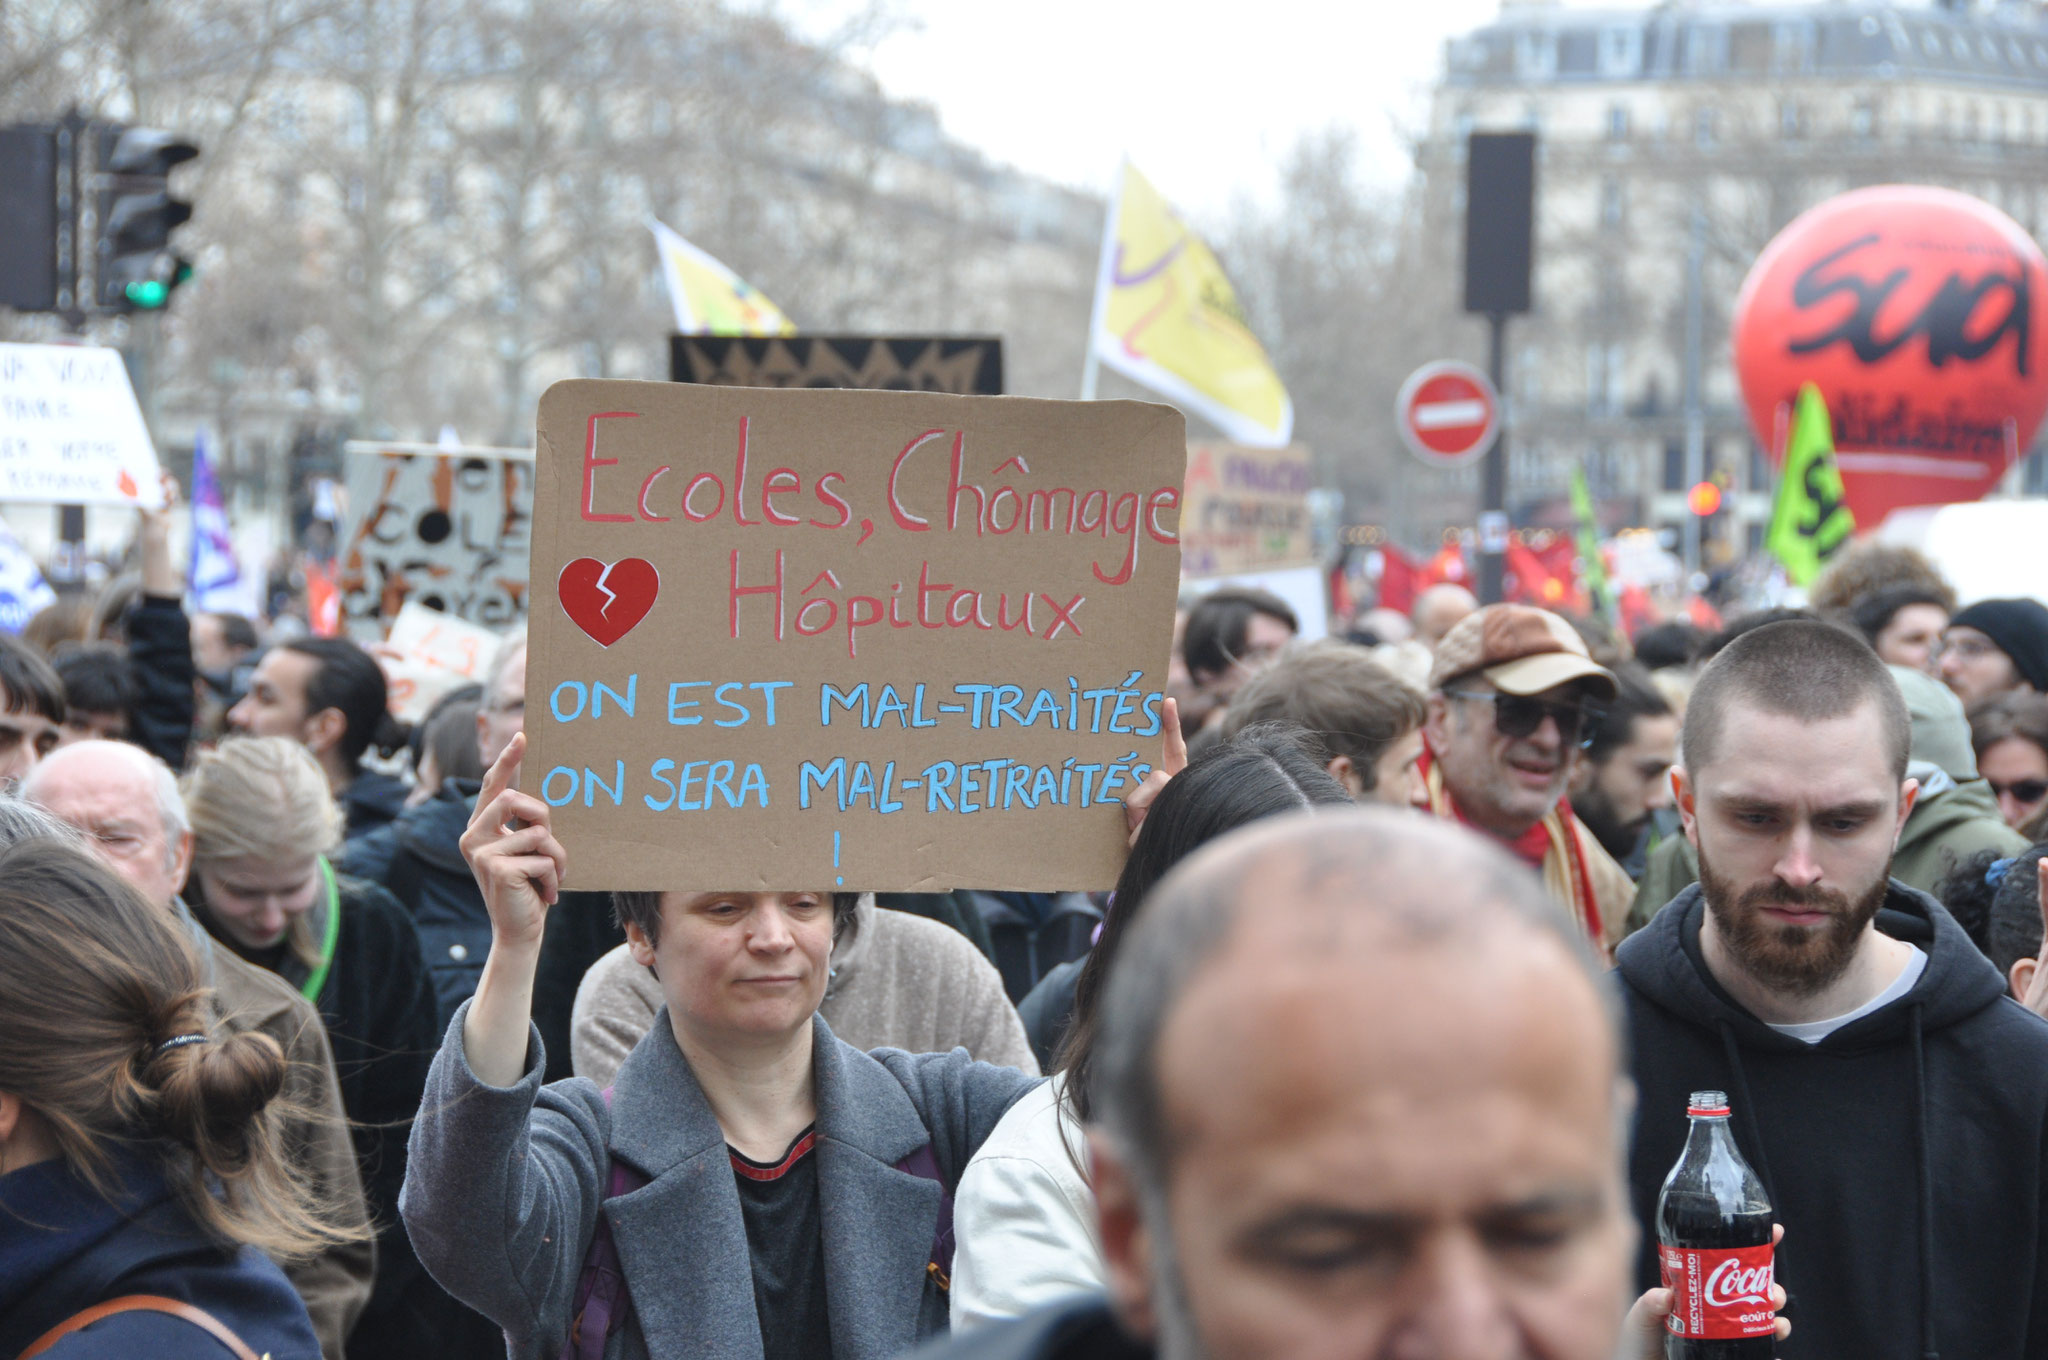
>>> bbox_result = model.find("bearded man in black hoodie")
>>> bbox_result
[1618,618,2048,1360]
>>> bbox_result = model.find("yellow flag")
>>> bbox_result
[649,219,795,336]
[1089,161,1292,447]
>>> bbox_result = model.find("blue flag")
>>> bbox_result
[0,517,54,633]
[188,430,246,611]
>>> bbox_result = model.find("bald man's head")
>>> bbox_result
[24,740,192,911]
[1412,584,1480,649]
[1087,809,1630,1360]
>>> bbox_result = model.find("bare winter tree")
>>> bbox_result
[1221,127,1477,545]
[5,0,1103,473]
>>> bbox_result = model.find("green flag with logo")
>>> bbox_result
[1569,467,1612,619]
[1765,382,1855,586]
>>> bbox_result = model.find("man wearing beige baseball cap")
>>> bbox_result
[1419,603,1634,952]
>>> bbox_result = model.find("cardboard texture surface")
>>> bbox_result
[1179,442,1315,578]
[340,446,532,636]
[525,380,1184,892]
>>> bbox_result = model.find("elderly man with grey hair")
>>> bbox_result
[909,808,1785,1360]
[17,744,374,1360]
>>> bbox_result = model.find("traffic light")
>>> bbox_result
[1686,480,1723,517]
[92,124,198,313]
[0,124,59,312]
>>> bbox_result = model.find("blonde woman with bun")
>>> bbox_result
[0,838,359,1357]
[182,737,455,1357]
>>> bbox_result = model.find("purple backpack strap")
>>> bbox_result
[564,1087,649,1360]
[895,1141,955,1287]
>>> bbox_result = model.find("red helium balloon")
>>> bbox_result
[1731,185,2048,526]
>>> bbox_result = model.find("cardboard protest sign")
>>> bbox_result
[0,344,163,506]
[671,335,1003,394]
[1178,442,1315,578]
[339,443,532,638]
[380,601,502,723]
[524,381,1184,891]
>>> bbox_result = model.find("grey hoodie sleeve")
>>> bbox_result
[399,1000,609,1360]
[870,1047,1043,1181]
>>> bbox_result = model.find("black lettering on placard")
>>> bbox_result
[339,452,532,636]
[670,335,1003,395]
[1831,391,2012,458]
[1800,461,1854,559]
[1789,234,2031,375]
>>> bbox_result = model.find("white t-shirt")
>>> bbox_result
[1766,946,1929,1045]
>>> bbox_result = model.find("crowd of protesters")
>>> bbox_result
[6,490,2048,1360]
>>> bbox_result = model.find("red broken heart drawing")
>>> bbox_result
[558,557,659,647]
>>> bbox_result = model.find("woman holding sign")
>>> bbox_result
[400,731,1038,1360]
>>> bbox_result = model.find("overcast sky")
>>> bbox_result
[769,0,1648,218]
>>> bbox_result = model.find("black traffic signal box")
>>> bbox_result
[92,124,199,312]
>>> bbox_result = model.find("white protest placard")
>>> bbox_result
[379,601,502,723]
[339,442,533,639]
[0,344,164,506]
[1178,442,1316,579]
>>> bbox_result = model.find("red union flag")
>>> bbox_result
[1397,361,1500,468]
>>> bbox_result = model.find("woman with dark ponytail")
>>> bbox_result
[0,839,361,1358]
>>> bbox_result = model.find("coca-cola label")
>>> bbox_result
[1659,1243,1776,1339]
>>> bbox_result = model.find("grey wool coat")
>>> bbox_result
[399,1000,1040,1360]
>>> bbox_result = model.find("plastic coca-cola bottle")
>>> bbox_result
[1655,1090,1775,1359]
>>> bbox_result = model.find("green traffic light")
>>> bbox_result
[124,279,168,308]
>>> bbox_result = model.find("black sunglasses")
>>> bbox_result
[1445,690,1603,748]
[1988,777,2048,806]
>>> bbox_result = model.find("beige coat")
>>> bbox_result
[1574,820,1637,955]
[571,898,1039,1085]
[202,927,375,1358]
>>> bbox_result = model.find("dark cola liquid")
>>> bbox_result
[1658,1193,1775,1360]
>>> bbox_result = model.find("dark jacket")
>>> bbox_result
[1017,958,1084,1072]
[401,1005,1039,1360]
[193,871,446,1359]
[530,892,629,1084]
[1617,881,2048,1360]
[903,1295,1144,1360]
[966,893,1102,1003]
[342,780,623,1082]
[0,1151,321,1359]
[126,594,195,771]
[340,769,410,839]
[342,780,489,1025]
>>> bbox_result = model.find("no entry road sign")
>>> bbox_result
[1396,360,1500,469]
